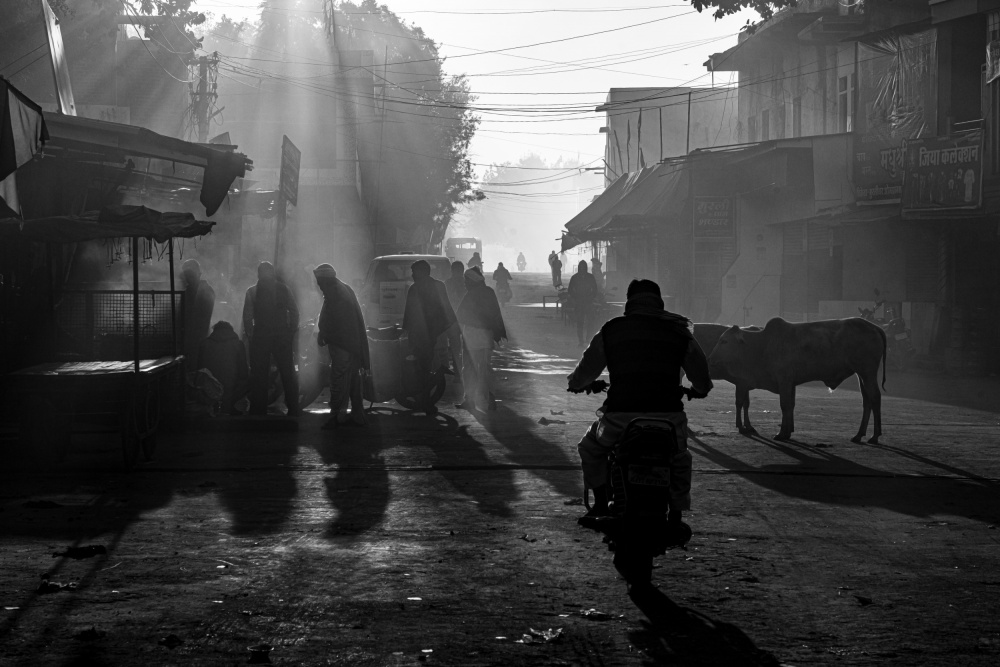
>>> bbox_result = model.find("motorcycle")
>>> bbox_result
[570,380,700,590]
[858,292,915,371]
[496,281,512,306]
[516,256,527,272]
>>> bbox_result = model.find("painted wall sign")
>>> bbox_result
[693,196,733,238]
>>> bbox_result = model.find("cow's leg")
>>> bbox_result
[775,385,795,441]
[736,386,757,435]
[851,374,871,444]
[863,370,882,445]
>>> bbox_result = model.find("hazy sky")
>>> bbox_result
[191,1,752,173]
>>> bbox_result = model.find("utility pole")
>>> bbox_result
[371,45,388,252]
[191,52,219,143]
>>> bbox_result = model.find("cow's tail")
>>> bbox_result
[879,325,887,392]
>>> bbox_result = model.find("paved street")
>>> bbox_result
[2,274,999,666]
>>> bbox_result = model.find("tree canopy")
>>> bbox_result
[328,0,480,248]
[690,0,798,21]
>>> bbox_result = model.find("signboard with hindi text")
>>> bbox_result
[693,196,734,238]
[901,130,983,214]
[279,135,301,206]
[853,135,905,205]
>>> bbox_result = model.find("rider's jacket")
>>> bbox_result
[601,315,690,413]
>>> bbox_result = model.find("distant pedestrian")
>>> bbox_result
[445,261,467,310]
[314,263,369,428]
[549,250,563,288]
[591,256,604,291]
[456,267,507,412]
[568,260,599,346]
[243,261,300,416]
[402,260,457,414]
[444,261,467,376]
[198,321,248,415]
[180,259,215,372]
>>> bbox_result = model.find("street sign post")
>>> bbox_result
[274,135,301,266]
[279,135,301,206]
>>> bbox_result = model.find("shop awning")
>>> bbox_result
[562,162,688,251]
[41,112,252,216]
[0,205,214,243]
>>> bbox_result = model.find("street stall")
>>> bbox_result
[0,206,214,469]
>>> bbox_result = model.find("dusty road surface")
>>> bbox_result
[2,273,1000,666]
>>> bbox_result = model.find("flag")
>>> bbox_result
[1,77,49,183]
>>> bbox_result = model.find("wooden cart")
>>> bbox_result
[1,207,214,469]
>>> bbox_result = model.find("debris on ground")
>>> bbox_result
[516,627,563,644]
[519,534,537,543]
[578,608,618,620]
[158,634,184,649]
[549,410,564,415]
[37,579,77,594]
[563,497,584,506]
[73,626,106,641]
[22,500,63,509]
[854,595,874,606]
[53,545,107,560]
[537,417,567,425]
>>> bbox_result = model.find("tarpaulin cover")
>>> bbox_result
[1,77,48,182]
[562,162,688,251]
[858,28,938,141]
[0,205,215,243]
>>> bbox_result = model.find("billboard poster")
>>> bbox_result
[693,196,733,238]
[901,130,983,213]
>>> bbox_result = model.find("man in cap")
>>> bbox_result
[180,259,215,372]
[314,263,369,428]
[242,261,300,416]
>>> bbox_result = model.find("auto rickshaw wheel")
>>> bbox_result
[395,371,447,410]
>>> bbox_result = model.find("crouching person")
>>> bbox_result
[198,321,249,415]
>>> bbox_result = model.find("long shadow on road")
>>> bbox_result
[472,403,583,500]
[689,434,1000,524]
[215,428,299,536]
[317,407,521,539]
[629,588,780,666]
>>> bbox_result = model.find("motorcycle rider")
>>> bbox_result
[567,279,713,528]
[492,262,513,305]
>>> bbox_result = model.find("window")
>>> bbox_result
[761,109,771,141]
[747,115,757,142]
[792,97,802,137]
[838,74,856,132]
[776,104,786,139]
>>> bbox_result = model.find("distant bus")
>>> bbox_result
[445,237,482,266]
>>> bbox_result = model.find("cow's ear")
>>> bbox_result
[728,324,745,344]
